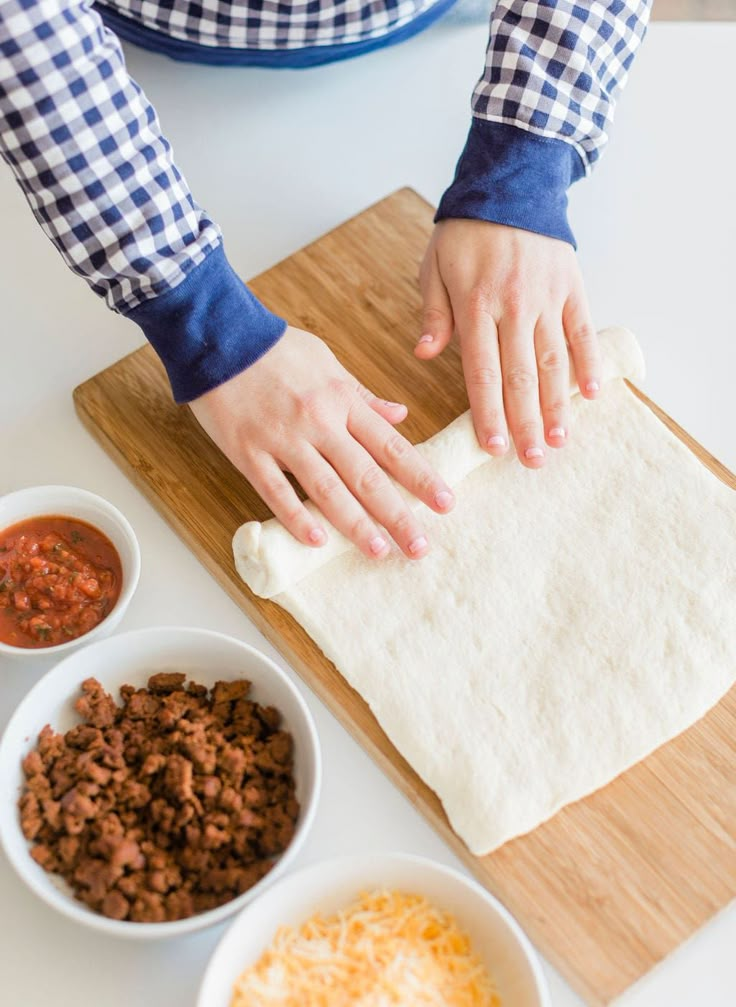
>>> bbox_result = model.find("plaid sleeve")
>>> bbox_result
[436,0,652,247]
[0,0,285,402]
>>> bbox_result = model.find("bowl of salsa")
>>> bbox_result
[0,486,140,658]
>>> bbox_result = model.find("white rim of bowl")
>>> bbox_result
[199,852,552,1007]
[0,485,141,657]
[0,625,322,938]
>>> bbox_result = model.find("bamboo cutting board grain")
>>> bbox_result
[74,189,736,1006]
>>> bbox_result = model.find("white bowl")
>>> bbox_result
[0,626,322,939]
[198,853,551,1007]
[0,485,141,659]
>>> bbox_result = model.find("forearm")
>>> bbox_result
[437,0,653,245]
[0,0,285,401]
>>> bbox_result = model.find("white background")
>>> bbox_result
[0,17,734,1007]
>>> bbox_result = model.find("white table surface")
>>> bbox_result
[1,17,734,1007]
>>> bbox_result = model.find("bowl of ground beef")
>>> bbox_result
[0,485,141,658]
[0,626,321,937]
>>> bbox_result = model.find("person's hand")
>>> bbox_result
[417,219,601,467]
[189,326,455,558]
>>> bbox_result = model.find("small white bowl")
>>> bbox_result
[199,853,551,1007]
[0,626,322,939]
[0,485,141,659]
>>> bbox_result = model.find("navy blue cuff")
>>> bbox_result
[436,118,586,249]
[124,243,287,403]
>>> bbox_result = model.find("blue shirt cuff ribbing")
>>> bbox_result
[123,243,287,403]
[436,118,586,249]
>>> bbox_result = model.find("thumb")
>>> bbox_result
[416,252,454,360]
[354,382,409,425]
[370,399,409,424]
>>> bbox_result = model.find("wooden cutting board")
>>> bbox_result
[74,188,736,1006]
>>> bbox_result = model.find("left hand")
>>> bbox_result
[417,219,602,468]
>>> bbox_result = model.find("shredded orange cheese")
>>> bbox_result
[230,889,501,1006]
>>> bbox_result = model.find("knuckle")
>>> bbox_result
[412,468,436,499]
[537,346,568,374]
[466,284,495,321]
[384,432,411,463]
[259,473,290,501]
[543,398,568,417]
[513,418,542,440]
[387,509,414,538]
[468,365,502,389]
[422,305,447,328]
[480,407,506,431]
[349,514,374,543]
[567,322,596,350]
[356,465,386,497]
[283,503,307,528]
[326,376,352,404]
[312,472,341,502]
[504,365,538,392]
[501,280,525,318]
[295,388,326,425]
[299,379,354,428]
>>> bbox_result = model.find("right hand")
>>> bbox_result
[189,327,455,559]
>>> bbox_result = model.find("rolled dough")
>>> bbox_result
[232,328,736,855]
[234,327,645,598]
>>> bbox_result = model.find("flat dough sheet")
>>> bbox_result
[233,330,736,855]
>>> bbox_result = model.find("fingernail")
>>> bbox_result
[384,400,403,408]
[525,447,544,459]
[586,380,600,394]
[408,535,428,555]
[369,536,388,555]
[308,528,326,545]
[549,427,566,439]
[417,334,434,344]
[487,435,506,448]
[434,489,454,510]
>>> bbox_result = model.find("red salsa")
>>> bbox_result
[0,515,122,649]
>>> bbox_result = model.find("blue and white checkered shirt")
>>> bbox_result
[0,0,651,402]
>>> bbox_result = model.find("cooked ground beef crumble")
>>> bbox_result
[18,673,299,922]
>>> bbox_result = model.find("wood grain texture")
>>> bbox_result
[74,189,736,1006]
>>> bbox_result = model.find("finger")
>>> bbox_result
[498,316,546,468]
[353,382,409,425]
[286,444,391,560]
[563,288,601,399]
[455,293,508,456]
[416,250,454,360]
[368,398,409,425]
[245,452,327,547]
[534,316,571,449]
[321,430,430,559]
[348,399,455,515]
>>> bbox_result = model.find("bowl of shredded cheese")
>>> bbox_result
[197,853,550,1007]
